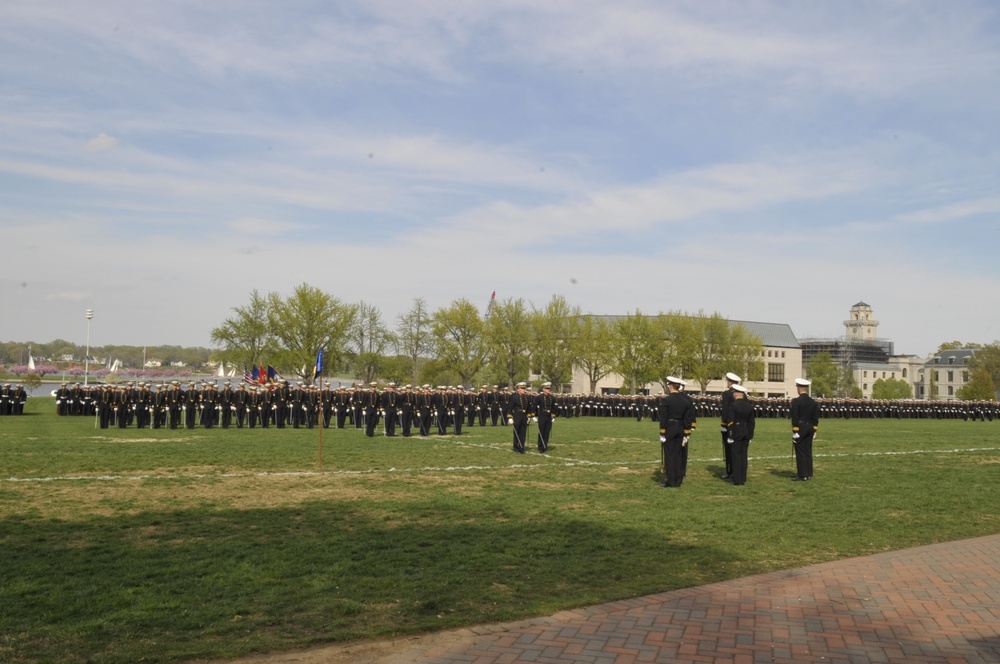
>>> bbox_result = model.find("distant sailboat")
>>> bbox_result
[217,362,226,377]
[28,346,35,371]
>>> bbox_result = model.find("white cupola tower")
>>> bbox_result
[844,301,879,342]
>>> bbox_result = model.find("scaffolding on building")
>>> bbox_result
[799,337,895,369]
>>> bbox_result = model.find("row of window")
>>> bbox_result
[935,370,969,383]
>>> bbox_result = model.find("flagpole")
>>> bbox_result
[314,348,325,470]
[318,377,323,470]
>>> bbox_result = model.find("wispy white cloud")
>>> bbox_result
[894,197,1000,224]
[1,1,999,356]
[84,133,118,153]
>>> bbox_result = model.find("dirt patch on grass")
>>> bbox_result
[204,623,509,664]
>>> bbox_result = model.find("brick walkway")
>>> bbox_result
[413,534,1000,663]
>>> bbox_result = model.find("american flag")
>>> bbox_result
[243,366,254,384]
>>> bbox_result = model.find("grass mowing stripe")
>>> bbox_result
[3,445,998,483]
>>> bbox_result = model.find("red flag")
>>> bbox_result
[259,364,266,385]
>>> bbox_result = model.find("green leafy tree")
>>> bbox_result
[610,310,660,394]
[348,301,395,384]
[839,366,862,399]
[956,367,996,400]
[967,343,1000,399]
[485,296,533,388]
[871,377,913,399]
[394,297,433,385]
[210,290,274,369]
[530,295,581,389]
[651,311,691,392]
[267,283,358,384]
[431,299,486,387]
[713,319,765,385]
[21,373,42,391]
[805,352,839,398]
[378,355,414,386]
[672,313,764,393]
[573,315,614,395]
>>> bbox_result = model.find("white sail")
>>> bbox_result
[28,346,35,371]
[217,362,226,377]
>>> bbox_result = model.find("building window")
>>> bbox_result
[948,386,954,396]
[947,371,954,382]
[963,371,969,383]
[767,363,785,383]
[903,368,908,378]
[863,371,867,378]
[781,351,786,358]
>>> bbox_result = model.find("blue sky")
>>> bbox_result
[2,1,999,356]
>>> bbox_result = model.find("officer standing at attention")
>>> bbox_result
[790,378,819,481]
[726,384,755,486]
[508,381,532,454]
[658,377,695,488]
[534,382,557,453]
[719,372,741,479]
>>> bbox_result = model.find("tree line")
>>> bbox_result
[209,283,767,394]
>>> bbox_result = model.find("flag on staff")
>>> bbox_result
[486,290,496,317]
[243,366,254,384]
[314,348,324,378]
[268,364,281,384]
[259,364,267,385]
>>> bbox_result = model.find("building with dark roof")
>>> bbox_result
[918,348,977,400]
[567,315,802,396]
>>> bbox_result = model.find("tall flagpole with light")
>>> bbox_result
[84,309,94,386]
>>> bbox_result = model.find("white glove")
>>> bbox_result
[531,417,538,423]
[182,406,186,411]
[792,432,800,440]
[720,426,727,433]
[659,435,666,443]
[682,436,689,446]
[726,437,734,444]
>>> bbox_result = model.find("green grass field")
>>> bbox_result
[1,397,998,663]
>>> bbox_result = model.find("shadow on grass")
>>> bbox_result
[0,501,739,663]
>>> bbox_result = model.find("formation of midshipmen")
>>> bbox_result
[48,381,568,434]
[43,381,1000,426]
[0,384,28,415]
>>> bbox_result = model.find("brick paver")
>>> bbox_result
[414,534,1000,663]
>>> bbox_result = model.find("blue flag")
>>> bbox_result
[314,348,324,378]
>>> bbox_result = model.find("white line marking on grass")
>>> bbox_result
[2,446,997,484]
